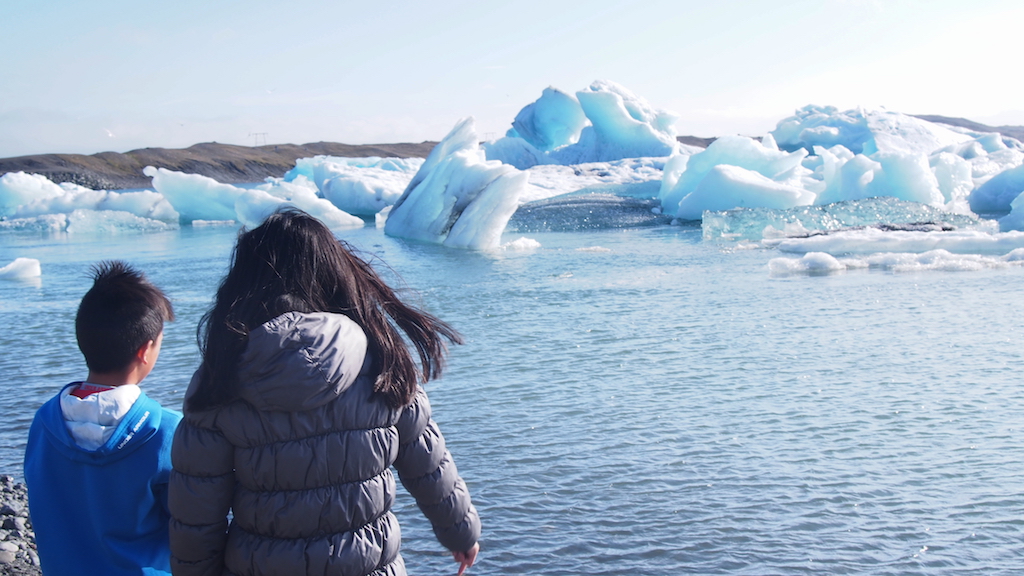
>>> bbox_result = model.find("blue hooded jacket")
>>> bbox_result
[24,384,182,576]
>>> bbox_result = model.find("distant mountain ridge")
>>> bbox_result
[911,115,1024,142]
[1,115,1022,190]
[0,141,439,190]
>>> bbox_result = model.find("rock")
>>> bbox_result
[0,550,15,564]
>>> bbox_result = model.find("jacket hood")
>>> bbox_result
[235,312,370,412]
[36,385,165,464]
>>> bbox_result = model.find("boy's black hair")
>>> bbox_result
[75,261,174,374]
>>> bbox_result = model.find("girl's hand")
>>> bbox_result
[453,543,479,575]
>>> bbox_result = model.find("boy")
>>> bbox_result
[24,261,181,576]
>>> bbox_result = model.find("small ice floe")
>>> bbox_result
[769,252,845,275]
[576,246,613,253]
[0,258,42,280]
[770,248,1024,275]
[500,237,541,251]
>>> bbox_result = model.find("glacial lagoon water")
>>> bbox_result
[1,222,1022,575]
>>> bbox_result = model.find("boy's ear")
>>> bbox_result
[135,339,156,365]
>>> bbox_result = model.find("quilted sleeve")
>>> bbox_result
[393,387,481,553]
[168,415,235,576]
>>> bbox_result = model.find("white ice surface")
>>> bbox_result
[771,105,974,156]
[770,248,1024,274]
[0,258,42,280]
[144,167,363,229]
[770,228,1024,255]
[284,156,423,216]
[0,172,177,222]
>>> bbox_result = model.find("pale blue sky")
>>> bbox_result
[1,0,1022,157]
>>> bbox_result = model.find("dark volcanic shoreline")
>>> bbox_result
[0,141,439,190]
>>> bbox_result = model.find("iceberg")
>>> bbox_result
[283,156,423,216]
[659,135,815,220]
[812,147,945,207]
[144,167,363,229]
[971,163,1024,215]
[658,104,1024,220]
[0,258,42,280]
[384,118,529,250]
[485,80,679,169]
[0,172,177,222]
[771,105,973,156]
[505,87,588,152]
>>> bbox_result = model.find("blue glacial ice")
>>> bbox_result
[658,104,1024,225]
[383,118,528,250]
[484,80,679,169]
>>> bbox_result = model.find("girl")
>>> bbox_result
[168,208,481,576]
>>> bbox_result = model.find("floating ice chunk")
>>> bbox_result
[772,227,1024,255]
[385,118,528,250]
[501,237,541,251]
[771,105,972,155]
[144,166,242,222]
[563,80,679,162]
[811,146,945,208]
[65,209,177,233]
[658,154,689,201]
[507,87,587,152]
[0,172,178,222]
[703,197,990,242]
[145,167,362,228]
[284,156,423,216]
[486,80,679,168]
[0,172,64,216]
[235,176,364,230]
[0,214,68,233]
[660,136,811,217]
[0,258,42,280]
[768,252,845,275]
[675,164,816,221]
[971,163,1024,214]
[769,249,1024,274]
[929,152,974,211]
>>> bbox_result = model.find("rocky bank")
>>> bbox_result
[0,141,439,190]
[0,477,38,576]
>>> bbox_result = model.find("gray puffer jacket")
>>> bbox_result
[168,312,480,576]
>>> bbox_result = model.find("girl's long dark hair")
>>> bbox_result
[189,207,462,411]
